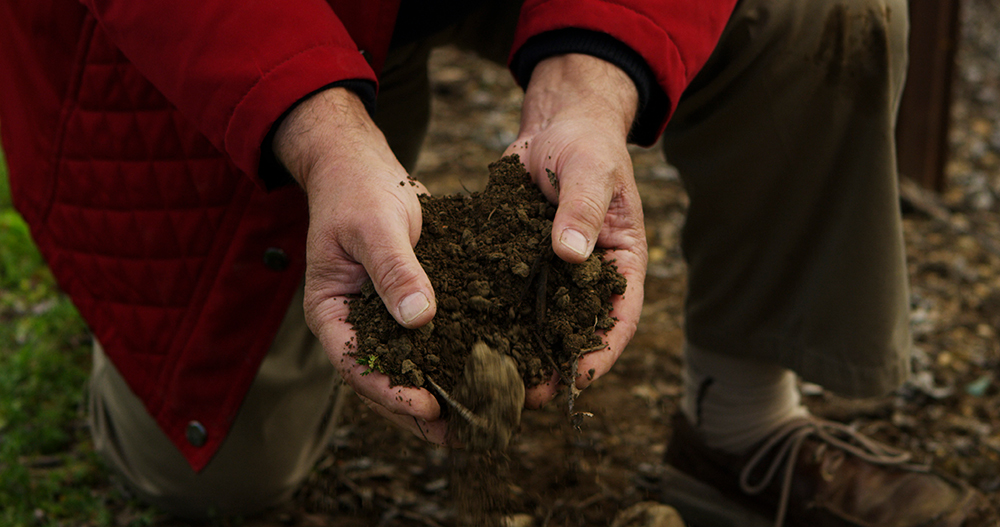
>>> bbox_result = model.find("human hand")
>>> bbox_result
[503,54,648,408]
[272,87,446,443]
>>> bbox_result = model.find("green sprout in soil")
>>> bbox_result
[356,354,384,376]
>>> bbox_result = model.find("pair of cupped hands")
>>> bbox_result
[273,54,648,444]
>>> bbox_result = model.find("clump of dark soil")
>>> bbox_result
[347,154,627,422]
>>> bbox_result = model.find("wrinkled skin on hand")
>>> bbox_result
[273,87,447,443]
[504,54,648,410]
[271,52,647,446]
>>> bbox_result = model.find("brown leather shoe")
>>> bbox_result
[664,413,998,527]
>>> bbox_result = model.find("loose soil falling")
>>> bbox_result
[447,341,524,452]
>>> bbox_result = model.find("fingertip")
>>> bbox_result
[394,386,442,421]
[360,395,448,444]
[574,347,618,391]
[396,290,435,328]
[560,228,590,256]
[554,227,593,263]
[524,390,550,409]
[524,371,561,409]
[414,419,449,445]
[417,392,443,421]
[575,367,597,391]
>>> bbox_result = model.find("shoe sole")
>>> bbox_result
[658,464,772,527]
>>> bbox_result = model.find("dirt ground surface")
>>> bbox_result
[237,3,1000,526]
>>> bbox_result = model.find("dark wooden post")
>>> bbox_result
[895,0,962,192]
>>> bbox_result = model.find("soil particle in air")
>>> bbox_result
[449,341,524,452]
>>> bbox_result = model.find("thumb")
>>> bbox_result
[368,249,436,329]
[551,176,612,264]
[355,211,436,329]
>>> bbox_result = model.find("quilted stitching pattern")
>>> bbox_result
[3,1,351,471]
[48,26,238,356]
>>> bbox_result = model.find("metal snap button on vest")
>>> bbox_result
[186,421,207,447]
[263,247,289,271]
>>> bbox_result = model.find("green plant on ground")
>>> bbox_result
[0,150,123,526]
[0,151,279,526]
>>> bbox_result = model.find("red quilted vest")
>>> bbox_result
[0,0,737,470]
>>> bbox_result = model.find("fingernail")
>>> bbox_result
[398,291,430,324]
[560,228,590,257]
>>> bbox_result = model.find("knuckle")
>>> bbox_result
[565,192,609,230]
[369,254,420,298]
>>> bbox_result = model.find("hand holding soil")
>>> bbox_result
[348,155,639,450]
[504,53,649,408]
[293,55,646,449]
[273,86,447,443]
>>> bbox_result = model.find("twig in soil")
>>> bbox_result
[529,327,602,427]
[579,344,608,354]
[532,330,572,385]
[458,178,473,196]
[567,353,584,425]
[535,260,549,326]
[565,348,603,430]
[425,376,490,430]
[516,236,553,311]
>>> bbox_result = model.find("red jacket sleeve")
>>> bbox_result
[510,0,740,141]
[79,0,381,180]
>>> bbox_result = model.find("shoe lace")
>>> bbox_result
[738,416,929,527]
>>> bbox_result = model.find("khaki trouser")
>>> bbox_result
[89,282,341,519]
[88,0,911,518]
[663,0,911,397]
